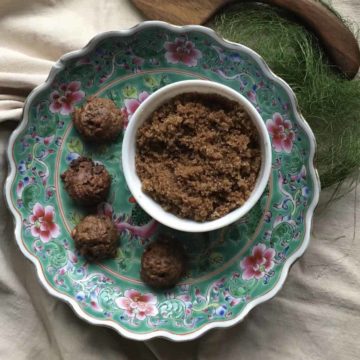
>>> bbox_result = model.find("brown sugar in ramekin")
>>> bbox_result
[135,93,261,222]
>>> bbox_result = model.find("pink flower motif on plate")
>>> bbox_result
[122,91,149,125]
[115,289,158,320]
[164,38,202,67]
[49,81,85,115]
[266,113,295,153]
[29,203,60,243]
[240,244,275,280]
[247,90,257,104]
[132,56,144,66]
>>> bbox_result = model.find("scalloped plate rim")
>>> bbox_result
[4,21,320,342]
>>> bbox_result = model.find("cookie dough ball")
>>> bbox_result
[61,157,111,205]
[141,237,186,288]
[73,97,124,143]
[71,215,118,261]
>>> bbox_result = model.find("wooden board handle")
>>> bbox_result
[132,0,360,78]
[261,0,359,78]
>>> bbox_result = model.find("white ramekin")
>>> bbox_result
[122,80,272,232]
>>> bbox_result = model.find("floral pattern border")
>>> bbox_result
[5,22,319,341]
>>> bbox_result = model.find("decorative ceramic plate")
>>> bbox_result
[5,21,320,341]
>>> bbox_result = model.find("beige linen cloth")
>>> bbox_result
[0,1,359,359]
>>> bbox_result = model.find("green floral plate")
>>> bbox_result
[5,22,320,341]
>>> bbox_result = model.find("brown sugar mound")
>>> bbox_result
[136,93,261,222]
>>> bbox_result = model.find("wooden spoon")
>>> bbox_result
[131,0,360,79]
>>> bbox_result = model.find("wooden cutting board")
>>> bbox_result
[131,0,360,79]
